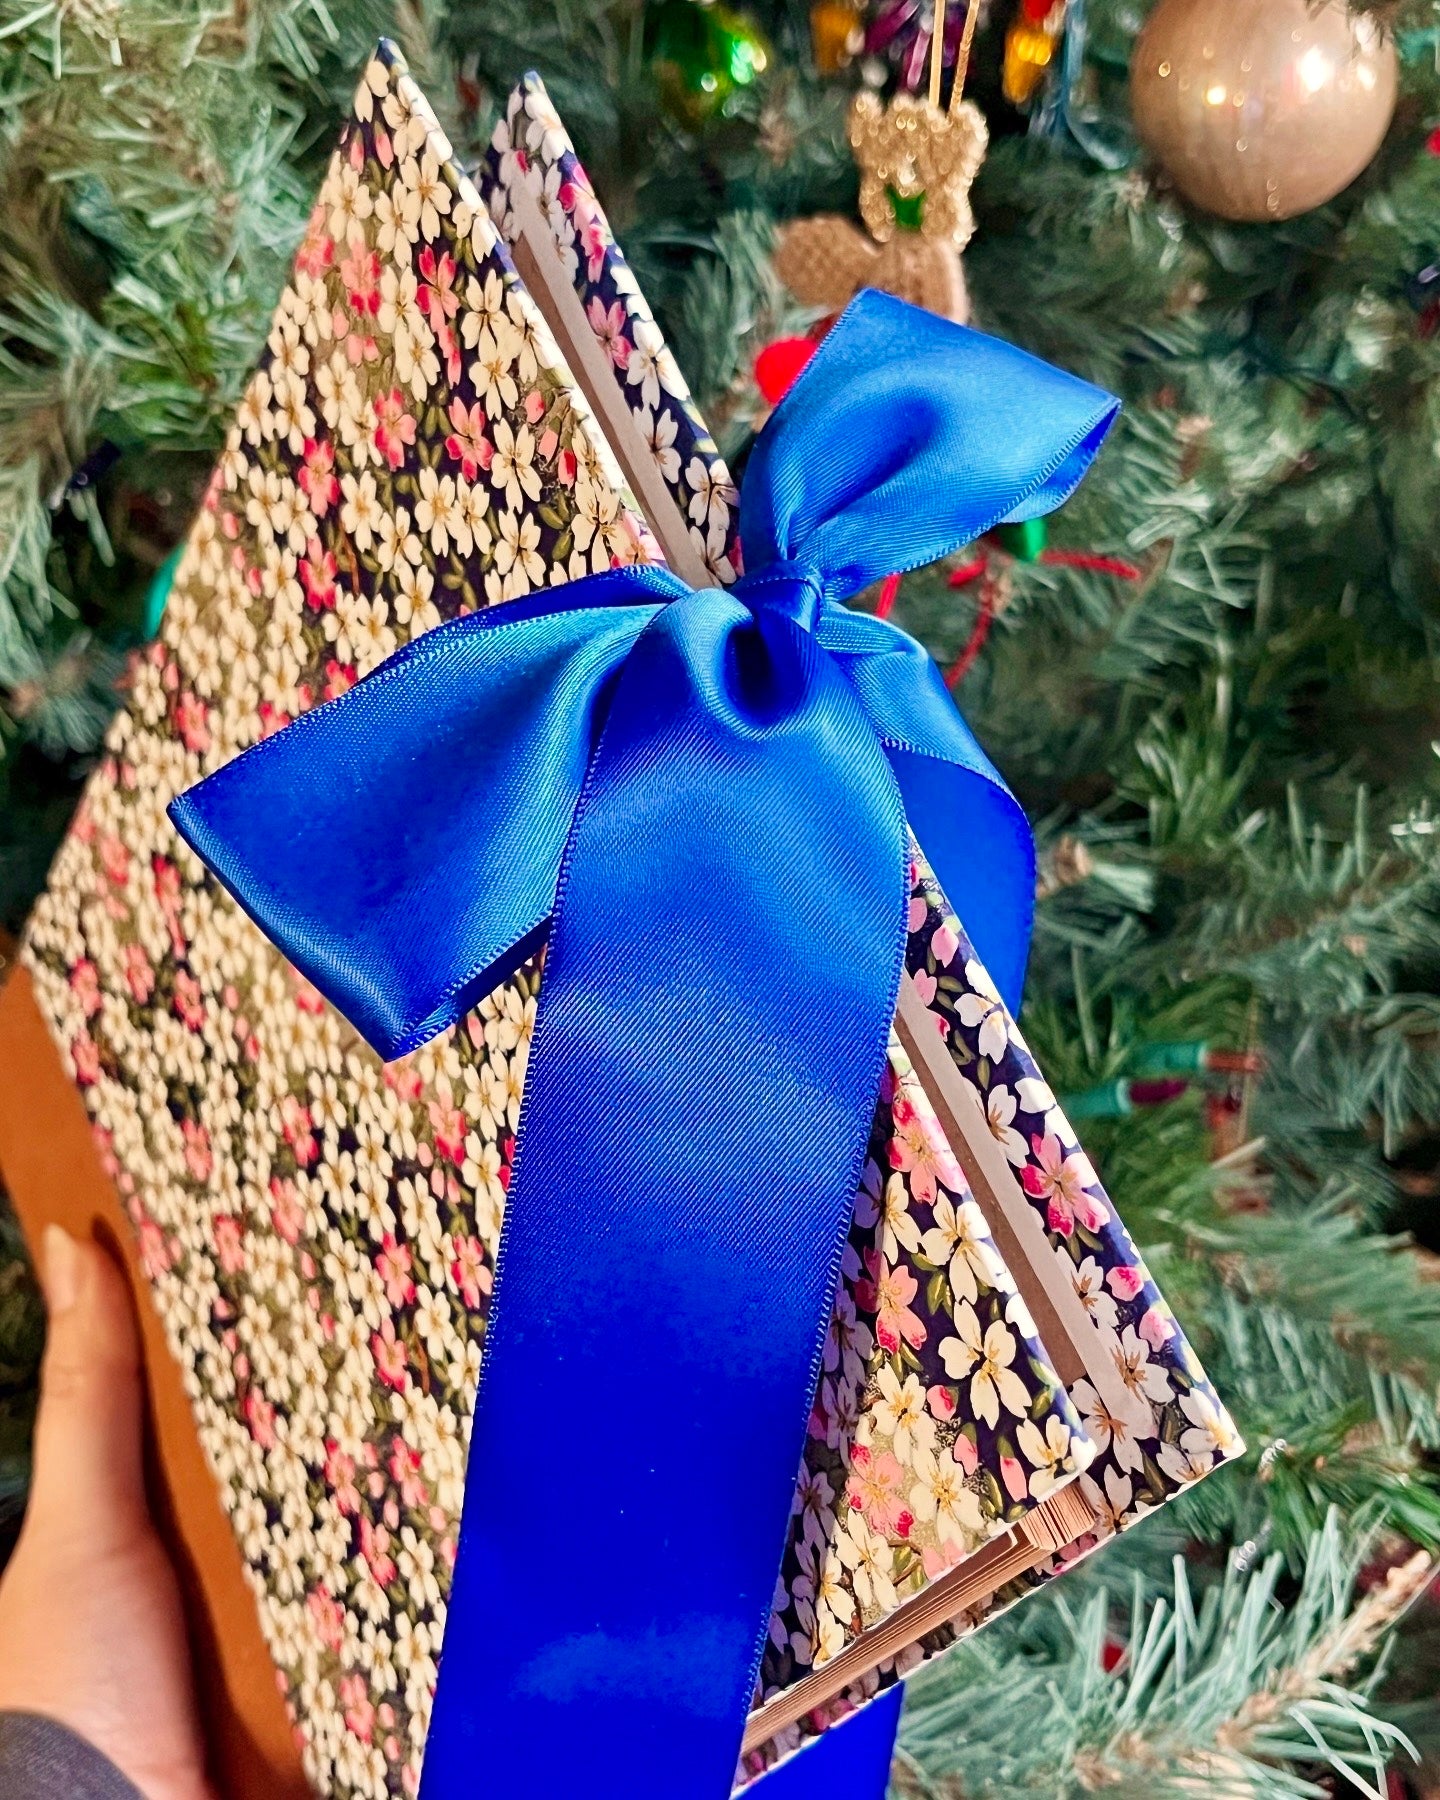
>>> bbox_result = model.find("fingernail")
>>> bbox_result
[43,1224,81,1315]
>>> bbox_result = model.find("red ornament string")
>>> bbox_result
[871,545,1143,688]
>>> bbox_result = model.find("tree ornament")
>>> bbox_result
[1002,0,1068,109]
[775,0,987,321]
[647,0,772,126]
[810,0,865,75]
[1130,0,1397,223]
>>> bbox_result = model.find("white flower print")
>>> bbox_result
[414,468,465,556]
[1015,1414,1075,1498]
[495,510,544,589]
[956,960,1009,1064]
[836,1512,896,1616]
[401,147,451,242]
[908,1445,984,1547]
[938,1302,1030,1428]
[640,405,680,483]
[339,470,382,552]
[919,1193,995,1305]
[1072,1377,1152,1474]
[1065,1251,1119,1332]
[1178,1387,1240,1462]
[984,1084,1028,1166]
[1112,1324,1173,1411]
[871,1366,934,1463]
[489,419,541,511]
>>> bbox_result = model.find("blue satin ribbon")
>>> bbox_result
[170,291,1116,1798]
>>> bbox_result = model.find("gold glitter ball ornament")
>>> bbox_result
[1130,0,1397,223]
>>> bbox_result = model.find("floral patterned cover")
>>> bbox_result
[19,39,1241,1800]
[741,854,1244,1781]
[481,73,743,587]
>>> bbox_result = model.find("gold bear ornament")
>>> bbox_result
[774,86,989,325]
[849,88,988,250]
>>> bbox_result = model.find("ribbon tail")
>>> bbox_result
[168,574,674,1059]
[818,607,1035,1013]
[419,593,910,1798]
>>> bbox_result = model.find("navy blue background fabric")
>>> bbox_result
[170,292,1117,1798]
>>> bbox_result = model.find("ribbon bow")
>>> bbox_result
[171,291,1117,1798]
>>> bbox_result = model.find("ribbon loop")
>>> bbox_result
[169,291,1119,1799]
[741,290,1119,606]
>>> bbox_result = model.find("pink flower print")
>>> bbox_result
[100,832,130,888]
[71,1032,100,1085]
[429,1095,467,1166]
[69,958,102,1019]
[243,1388,276,1448]
[1106,1262,1145,1302]
[373,387,417,470]
[269,1176,304,1245]
[174,689,210,753]
[587,297,630,370]
[907,893,929,934]
[930,921,960,967]
[921,1539,966,1581]
[325,1441,361,1516]
[213,1214,246,1275]
[295,208,334,280]
[417,244,459,331]
[389,1436,428,1508]
[558,447,578,486]
[371,1320,409,1392]
[854,1249,926,1354]
[576,196,608,280]
[1139,1303,1174,1351]
[280,1095,318,1167]
[444,397,490,482]
[360,1516,397,1586]
[378,1234,416,1308]
[926,1383,957,1422]
[1022,1132,1108,1237]
[436,319,461,385]
[306,1584,345,1654]
[951,1429,979,1475]
[300,534,338,611]
[1000,1455,1028,1502]
[450,1233,489,1309]
[340,243,382,317]
[173,969,205,1030]
[323,659,356,701]
[846,1443,908,1536]
[136,1215,171,1280]
[291,970,327,1016]
[181,1119,212,1183]
[340,1672,376,1744]
[887,1092,960,1208]
[523,388,546,425]
[298,436,338,517]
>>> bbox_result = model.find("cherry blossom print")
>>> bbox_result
[1021,1132,1108,1238]
[938,1302,1030,1428]
[955,960,1009,1063]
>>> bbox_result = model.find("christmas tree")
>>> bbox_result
[3,0,1440,1788]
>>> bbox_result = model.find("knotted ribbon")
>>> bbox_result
[170,291,1117,1798]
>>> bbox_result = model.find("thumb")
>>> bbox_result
[26,1225,148,1553]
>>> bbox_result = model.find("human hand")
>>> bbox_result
[0,1226,213,1799]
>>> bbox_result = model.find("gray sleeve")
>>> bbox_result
[0,1711,142,1799]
